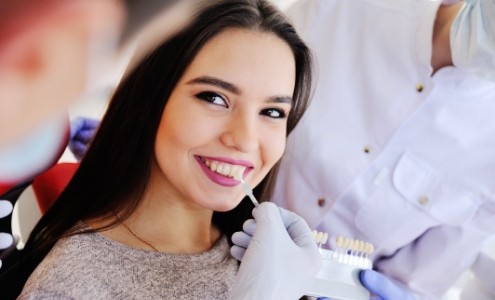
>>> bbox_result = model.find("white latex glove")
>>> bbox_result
[0,200,14,269]
[229,202,322,300]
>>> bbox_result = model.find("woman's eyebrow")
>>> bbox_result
[187,75,293,104]
[266,95,293,104]
[187,76,241,94]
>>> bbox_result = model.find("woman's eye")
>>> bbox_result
[261,108,287,119]
[195,91,228,107]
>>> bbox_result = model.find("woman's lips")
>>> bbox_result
[195,156,252,187]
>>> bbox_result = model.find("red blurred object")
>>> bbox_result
[32,162,78,214]
[0,182,16,196]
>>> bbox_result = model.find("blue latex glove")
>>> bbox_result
[360,269,415,300]
[229,202,322,299]
[69,116,100,161]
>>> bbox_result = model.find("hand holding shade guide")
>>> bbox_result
[308,232,374,300]
[234,168,259,207]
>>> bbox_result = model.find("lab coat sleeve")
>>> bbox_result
[450,0,495,81]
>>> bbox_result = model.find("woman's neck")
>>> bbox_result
[431,3,463,73]
[90,183,220,254]
[125,193,220,253]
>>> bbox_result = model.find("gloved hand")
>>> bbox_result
[229,202,322,299]
[450,0,495,81]
[0,200,14,269]
[360,269,415,300]
[69,116,100,161]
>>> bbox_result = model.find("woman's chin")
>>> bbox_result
[212,199,244,212]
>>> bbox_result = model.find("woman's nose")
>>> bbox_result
[220,114,259,153]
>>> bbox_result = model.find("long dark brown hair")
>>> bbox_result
[22,0,313,280]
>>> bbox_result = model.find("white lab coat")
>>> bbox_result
[272,0,495,298]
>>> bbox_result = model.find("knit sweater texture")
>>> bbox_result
[18,232,238,299]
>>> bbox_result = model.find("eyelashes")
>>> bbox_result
[261,108,286,119]
[194,91,289,120]
[195,91,228,107]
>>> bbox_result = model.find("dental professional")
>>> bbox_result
[269,0,495,299]
[0,0,322,299]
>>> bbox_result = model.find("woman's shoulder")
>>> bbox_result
[19,233,239,299]
[18,232,109,299]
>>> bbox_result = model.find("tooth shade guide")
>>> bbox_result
[235,170,259,207]
[308,233,375,299]
[234,167,244,181]
[314,233,374,269]
[321,232,328,244]
[313,230,330,251]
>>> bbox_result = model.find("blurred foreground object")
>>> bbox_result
[0,0,124,148]
[0,0,194,147]
[0,0,194,182]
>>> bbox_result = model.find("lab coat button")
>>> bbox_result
[317,198,326,207]
[416,83,424,92]
[418,196,429,206]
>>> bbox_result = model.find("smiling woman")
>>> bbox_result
[154,28,295,212]
[14,0,314,298]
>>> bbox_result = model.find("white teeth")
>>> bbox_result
[203,158,246,179]
[223,164,231,176]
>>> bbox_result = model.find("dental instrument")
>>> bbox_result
[308,231,374,300]
[234,169,259,207]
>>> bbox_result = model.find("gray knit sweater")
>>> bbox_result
[18,232,238,300]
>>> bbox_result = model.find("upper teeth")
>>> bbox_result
[204,159,246,178]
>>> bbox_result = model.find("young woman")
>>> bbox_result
[18,0,316,298]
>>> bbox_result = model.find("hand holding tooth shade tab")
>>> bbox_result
[234,167,259,207]
[307,232,374,300]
